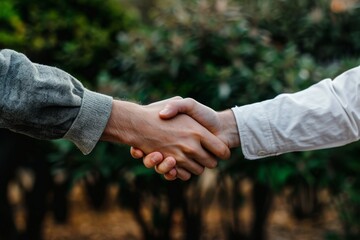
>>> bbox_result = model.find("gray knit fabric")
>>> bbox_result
[0,49,113,154]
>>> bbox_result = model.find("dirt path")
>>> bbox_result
[31,182,341,240]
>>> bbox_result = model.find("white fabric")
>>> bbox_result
[232,66,360,159]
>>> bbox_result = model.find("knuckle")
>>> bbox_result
[182,145,196,155]
[173,96,183,100]
[184,97,196,107]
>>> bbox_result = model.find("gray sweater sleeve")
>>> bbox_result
[0,49,113,154]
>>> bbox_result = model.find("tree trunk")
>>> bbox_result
[249,182,273,240]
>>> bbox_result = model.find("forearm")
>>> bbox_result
[233,66,360,159]
[0,49,112,154]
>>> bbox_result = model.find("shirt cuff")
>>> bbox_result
[63,89,113,155]
[232,102,278,160]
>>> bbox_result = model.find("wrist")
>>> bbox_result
[101,100,143,146]
[218,109,240,148]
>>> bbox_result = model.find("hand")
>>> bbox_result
[101,97,231,181]
[130,97,240,180]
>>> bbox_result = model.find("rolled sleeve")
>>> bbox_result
[63,89,112,154]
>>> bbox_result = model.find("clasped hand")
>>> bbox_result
[130,97,240,181]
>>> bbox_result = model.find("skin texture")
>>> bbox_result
[130,97,240,180]
[101,97,231,181]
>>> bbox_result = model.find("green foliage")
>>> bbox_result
[237,0,360,61]
[2,0,360,238]
[114,3,316,107]
[0,0,139,207]
[106,0,360,238]
[1,0,156,230]
[0,0,135,86]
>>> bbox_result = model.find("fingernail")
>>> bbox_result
[159,108,170,115]
[151,155,159,164]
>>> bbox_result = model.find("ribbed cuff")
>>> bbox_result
[64,89,113,155]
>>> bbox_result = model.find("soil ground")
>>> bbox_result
[10,179,341,240]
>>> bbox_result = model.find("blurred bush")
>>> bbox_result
[1,0,360,239]
[105,0,360,239]
[0,0,137,178]
[237,0,360,61]
[0,0,135,86]
[0,0,136,238]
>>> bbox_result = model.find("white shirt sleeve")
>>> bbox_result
[232,65,360,159]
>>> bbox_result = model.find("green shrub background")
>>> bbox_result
[1,0,360,239]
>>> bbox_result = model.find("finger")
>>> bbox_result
[200,130,231,160]
[154,156,177,174]
[175,155,205,176]
[176,167,192,181]
[164,168,177,181]
[190,150,218,169]
[143,152,164,168]
[130,147,145,159]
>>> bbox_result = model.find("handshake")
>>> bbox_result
[101,97,241,181]
[4,49,357,182]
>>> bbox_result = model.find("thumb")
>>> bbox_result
[159,98,196,119]
[159,104,181,119]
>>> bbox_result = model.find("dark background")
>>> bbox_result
[1,0,360,239]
